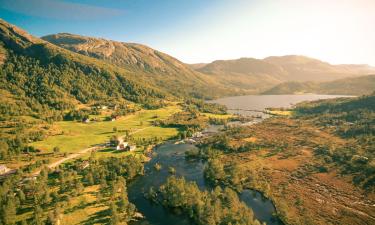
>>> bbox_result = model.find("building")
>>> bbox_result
[192,132,203,138]
[128,145,136,151]
[0,165,9,175]
[116,138,128,150]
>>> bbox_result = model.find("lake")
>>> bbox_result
[209,94,352,116]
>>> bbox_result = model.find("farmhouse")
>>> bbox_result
[0,165,9,175]
[116,138,128,150]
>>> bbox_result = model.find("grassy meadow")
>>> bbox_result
[31,105,181,154]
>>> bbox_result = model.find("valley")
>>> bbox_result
[0,16,374,225]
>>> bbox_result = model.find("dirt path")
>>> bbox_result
[31,127,151,176]
[31,145,101,176]
[122,126,150,137]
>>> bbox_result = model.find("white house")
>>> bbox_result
[116,141,128,150]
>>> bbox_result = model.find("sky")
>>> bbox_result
[0,0,374,65]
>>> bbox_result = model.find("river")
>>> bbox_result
[128,94,350,225]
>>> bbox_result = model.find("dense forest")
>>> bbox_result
[0,154,144,225]
[147,176,263,225]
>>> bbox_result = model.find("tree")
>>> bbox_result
[53,146,60,154]
[0,141,9,160]
[110,136,120,147]
[33,205,44,225]
[85,172,94,185]
[46,204,61,225]
[204,159,225,184]
[75,182,84,194]
[109,201,119,225]
[2,200,16,225]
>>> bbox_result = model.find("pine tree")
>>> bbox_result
[33,205,44,225]
[109,201,120,225]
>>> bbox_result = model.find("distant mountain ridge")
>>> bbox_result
[262,75,375,95]
[191,56,375,93]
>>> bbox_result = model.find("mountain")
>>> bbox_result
[187,63,208,70]
[263,55,374,81]
[0,19,240,121]
[0,19,177,119]
[41,33,232,99]
[262,74,375,95]
[193,55,375,93]
[194,58,287,93]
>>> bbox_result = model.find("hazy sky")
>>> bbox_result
[0,0,374,65]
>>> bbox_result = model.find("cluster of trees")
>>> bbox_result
[204,159,247,191]
[208,117,228,125]
[0,154,144,224]
[63,109,90,121]
[0,133,43,160]
[198,129,262,154]
[153,176,262,225]
[154,111,208,132]
[82,155,144,183]
[295,95,375,137]
[184,99,227,115]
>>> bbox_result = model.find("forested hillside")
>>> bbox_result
[0,19,170,119]
[42,33,233,99]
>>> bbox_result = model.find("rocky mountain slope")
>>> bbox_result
[42,33,232,99]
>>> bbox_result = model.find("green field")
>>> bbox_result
[202,113,235,119]
[31,105,181,153]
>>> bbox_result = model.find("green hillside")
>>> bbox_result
[0,19,172,119]
[42,33,234,99]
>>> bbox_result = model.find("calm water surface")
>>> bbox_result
[129,95,350,225]
[209,94,352,116]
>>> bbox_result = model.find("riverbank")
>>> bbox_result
[128,122,283,225]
